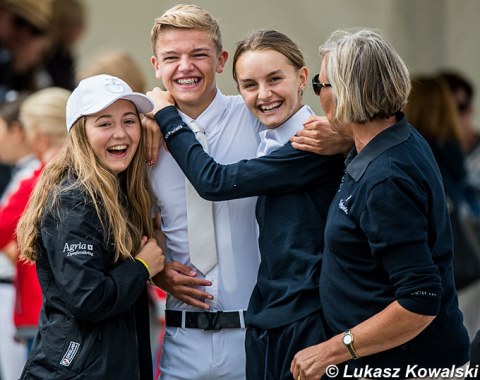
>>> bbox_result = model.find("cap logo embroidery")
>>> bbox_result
[103,77,125,93]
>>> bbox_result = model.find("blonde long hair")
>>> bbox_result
[17,113,154,263]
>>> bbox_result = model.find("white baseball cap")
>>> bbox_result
[66,74,154,132]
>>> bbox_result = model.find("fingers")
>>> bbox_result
[169,282,213,309]
[154,211,162,228]
[303,115,329,127]
[161,261,213,288]
[178,294,212,310]
[167,260,199,277]
[153,263,214,310]
[142,238,165,276]
[142,115,161,164]
[290,136,322,155]
[143,87,174,163]
[146,87,176,114]
[303,115,321,127]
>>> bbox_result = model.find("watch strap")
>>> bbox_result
[344,329,360,360]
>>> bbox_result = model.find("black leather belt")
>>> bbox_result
[0,278,13,284]
[166,310,246,330]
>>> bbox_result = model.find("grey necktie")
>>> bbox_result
[185,120,218,274]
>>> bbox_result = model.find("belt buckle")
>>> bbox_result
[199,311,223,331]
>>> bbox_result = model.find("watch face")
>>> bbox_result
[343,334,353,345]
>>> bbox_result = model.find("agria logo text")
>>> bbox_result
[63,241,94,257]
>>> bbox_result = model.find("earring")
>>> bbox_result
[300,89,304,97]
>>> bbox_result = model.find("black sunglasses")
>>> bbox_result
[312,74,331,96]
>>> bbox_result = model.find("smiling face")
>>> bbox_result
[151,28,228,118]
[235,49,307,129]
[85,99,141,174]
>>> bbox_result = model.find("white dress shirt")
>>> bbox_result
[150,89,263,312]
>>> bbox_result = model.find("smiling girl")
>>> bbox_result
[17,75,165,379]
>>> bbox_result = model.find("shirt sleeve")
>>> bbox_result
[360,177,443,316]
[40,190,149,322]
[155,106,344,201]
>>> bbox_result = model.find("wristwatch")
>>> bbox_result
[342,329,360,360]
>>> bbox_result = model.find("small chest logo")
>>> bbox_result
[338,195,352,215]
[60,341,80,367]
[63,242,94,257]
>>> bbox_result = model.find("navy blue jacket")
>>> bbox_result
[155,106,344,329]
[321,113,469,374]
[21,178,152,380]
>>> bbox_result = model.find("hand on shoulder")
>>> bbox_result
[145,87,176,115]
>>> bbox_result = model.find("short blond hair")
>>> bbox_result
[151,4,223,55]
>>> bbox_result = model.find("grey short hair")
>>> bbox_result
[319,29,411,124]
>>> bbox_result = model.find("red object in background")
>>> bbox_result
[0,167,44,333]
[148,284,166,379]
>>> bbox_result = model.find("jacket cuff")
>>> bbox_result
[154,106,188,140]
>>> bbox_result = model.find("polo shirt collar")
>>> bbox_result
[345,112,410,182]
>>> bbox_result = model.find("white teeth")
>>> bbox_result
[109,145,127,151]
[176,78,199,85]
[260,102,281,111]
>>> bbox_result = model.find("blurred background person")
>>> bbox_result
[0,0,53,104]
[0,162,12,197]
[407,75,480,220]
[405,75,480,277]
[76,50,147,93]
[440,70,478,155]
[405,74,480,342]
[440,71,480,205]
[44,0,87,91]
[0,95,40,380]
[1,88,70,356]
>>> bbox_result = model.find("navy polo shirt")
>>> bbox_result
[320,113,469,372]
[156,106,344,330]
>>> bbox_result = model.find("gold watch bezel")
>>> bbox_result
[342,329,360,360]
